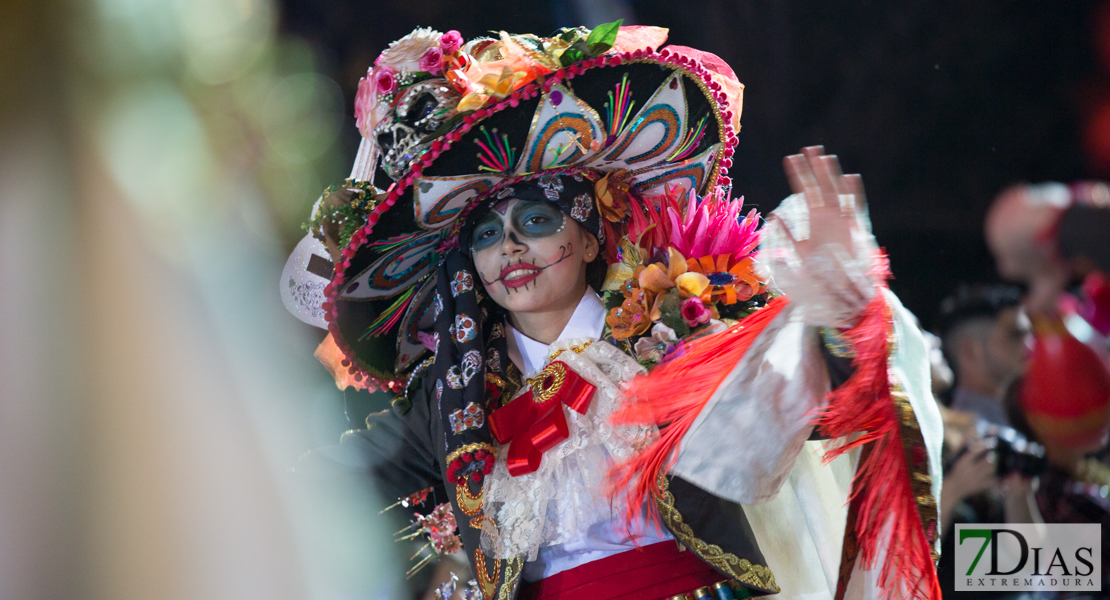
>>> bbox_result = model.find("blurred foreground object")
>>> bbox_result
[1020,314,1110,452]
[0,0,397,596]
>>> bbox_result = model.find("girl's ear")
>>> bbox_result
[583,228,600,262]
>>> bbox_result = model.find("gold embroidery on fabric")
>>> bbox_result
[654,474,780,593]
[474,549,500,599]
[892,380,941,563]
[498,558,523,600]
[456,481,483,516]
[495,363,524,409]
[486,372,505,390]
[468,514,493,530]
[548,340,593,362]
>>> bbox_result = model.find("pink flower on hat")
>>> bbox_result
[375,65,397,95]
[440,30,463,55]
[680,297,712,327]
[354,67,375,138]
[419,47,444,74]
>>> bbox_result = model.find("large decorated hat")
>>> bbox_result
[320,23,745,391]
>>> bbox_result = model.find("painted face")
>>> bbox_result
[470,198,596,315]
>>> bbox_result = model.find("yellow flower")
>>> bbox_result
[637,263,674,294]
[674,272,710,298]
[602,263,635,291]
[601,238,642,292]
[635,247,687,294]
[478,66,525,100]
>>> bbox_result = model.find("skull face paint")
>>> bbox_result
[469,200,566,253]
[470,199,595,316]
[373,78,461,180]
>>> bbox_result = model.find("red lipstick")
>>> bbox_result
[499,262,543,289]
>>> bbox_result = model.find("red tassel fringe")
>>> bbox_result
[607,296,789,526]
[815,289,941,600]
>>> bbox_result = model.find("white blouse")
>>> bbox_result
[500,288,673,583]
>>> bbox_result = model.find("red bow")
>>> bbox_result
[488,361,596,477]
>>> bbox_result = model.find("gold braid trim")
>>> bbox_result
[473,549,523,600]
[892,380,940,563]
[548,340,594,362]
[445,442,496,469]
[654,474,780,593]
[456,480,483,516]
[474,549,499,599]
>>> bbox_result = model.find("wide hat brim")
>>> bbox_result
[325,46,741,391]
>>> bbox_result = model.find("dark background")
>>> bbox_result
[277,0,1110,330]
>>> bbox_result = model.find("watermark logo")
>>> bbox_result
[955,524,1101,592]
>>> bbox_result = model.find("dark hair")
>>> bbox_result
[934,283,1023,388]
[585,252,606,291]
[935,283,1023,338]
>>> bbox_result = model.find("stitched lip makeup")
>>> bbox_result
[499,262,543,288]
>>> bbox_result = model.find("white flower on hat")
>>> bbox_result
[376,27,444,73]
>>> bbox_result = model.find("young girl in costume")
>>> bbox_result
[285,24,944,600]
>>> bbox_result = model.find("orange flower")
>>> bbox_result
[595,169,631,223]
[636,248,687,292]
[607,295,651,340]
[685,255,766,304]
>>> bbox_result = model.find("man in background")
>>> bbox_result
[936,284,1029,425]
[935,284,1039,598]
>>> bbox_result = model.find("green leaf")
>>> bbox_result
[657,289,690,338]
[586,19,622,55]
[601,290,624,313]
[558,28,580,43]
[559,42,588,67]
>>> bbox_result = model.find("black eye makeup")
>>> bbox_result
[512,201,565,238]
[469,200,565,253]
[470,211,505,253]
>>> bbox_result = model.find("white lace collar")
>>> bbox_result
[505,288,606,379]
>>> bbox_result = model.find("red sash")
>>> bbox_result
[519,541,723,600]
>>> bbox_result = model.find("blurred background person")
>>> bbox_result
[934,284,1043,598]
[983,182,1110,599]
[935,284,1029,426]
[1001,379,1110,599]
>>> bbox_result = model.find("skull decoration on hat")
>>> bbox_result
[374,80,462,180]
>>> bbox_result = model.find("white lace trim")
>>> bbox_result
[480,338,653,561]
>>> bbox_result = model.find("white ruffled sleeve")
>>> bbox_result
[758,193,880,327]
